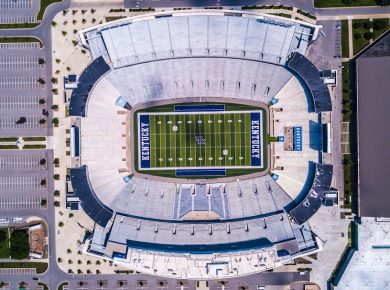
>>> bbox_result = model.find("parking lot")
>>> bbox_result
[0,176,44,191]
[0,196,46,210]
[0,77,44,90]
[0,268,36,275]
[0,43,40,50]
[0,0,39,24]
[0,56,42,70]
[0,155,44,170]
[0,96,40,110]
[0,116,41,130]
[0,0,32,10]
[0,41,47,137]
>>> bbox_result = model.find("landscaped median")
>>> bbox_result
[352,18,389,55]
[0,37,43,47]
[315,0,385,8]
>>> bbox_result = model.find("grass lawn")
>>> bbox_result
[134,102,268,178]
[341,20,349,58]
[23,144,46,149]
[58,282,69,290]
[0,23,39,29]
[38,282,49,290]
[0,137,18,142]
[0,37,43,47]
[0,228,10,259]
[0,145,18,149]
[352,18,389,55]
[37,0,63,20]
[342,62,351,122]
[0,262,48,274]
[23,137,46,142]
[314,0,378,7]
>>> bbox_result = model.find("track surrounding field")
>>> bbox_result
[137,109,263,170]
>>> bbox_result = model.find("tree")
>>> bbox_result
[363,21,373,29]
[10,230,30,259]
[37,78,45,85]
[41,199,47,207]
[363,32,374,40]
[40,179,47,186]
[373,19,388,30]
[38,57,45,65]
[59,222,64,227]
[39,158,46,166]
[39,98,46,105]
[39,119,46,125]
[54,190,60,196]
[53,158,60,166]
[51,21,57,27]
[375,0,390,6]
[15,117,26,124]
[0,230,6,242]
[51,104,59,111]
[54,174,60,180]
[52,118,59,126]
[54,201,60,207]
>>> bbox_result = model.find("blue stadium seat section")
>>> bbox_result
[174,104,225,112]
[70,166,114,227]
[288,163,333,225]
[124,237,279,254]
[69,56,110,117]
[287,52,332,113]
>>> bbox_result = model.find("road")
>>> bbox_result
[0,0,388,289]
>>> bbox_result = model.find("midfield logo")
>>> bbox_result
[195,135,206,145]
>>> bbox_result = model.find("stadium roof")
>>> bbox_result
[357,32,390,217]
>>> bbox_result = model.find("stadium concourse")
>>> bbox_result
[68,10,335,279]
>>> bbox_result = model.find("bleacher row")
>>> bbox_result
[286,52,332,113]
[69,56,110,117]
[83,12,312,69]
[174,184,229,219]
[288,163,333,225]
[106,212,297,254]
[69,166,114,227]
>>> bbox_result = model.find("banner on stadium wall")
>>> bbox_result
[294,126,302,151]
[250,112,262,167]
[139,114,151,169]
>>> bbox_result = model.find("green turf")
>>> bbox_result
[134,103,267,177]
[139,110,263,170]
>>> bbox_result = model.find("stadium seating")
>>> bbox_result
[286,52,332,112]
[69,165,114,227]
[69,56,110,117]
[288,163,333,225]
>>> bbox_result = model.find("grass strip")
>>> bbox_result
[0,262,48,274]
[23,137,46,141]
[23,144,46,149]
[0,145,18,149]
[0,37,43,47]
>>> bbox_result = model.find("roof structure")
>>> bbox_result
[357,32,390,217]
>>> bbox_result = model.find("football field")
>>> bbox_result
[137,106,264,171]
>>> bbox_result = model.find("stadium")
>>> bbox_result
[68,10,334,279]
